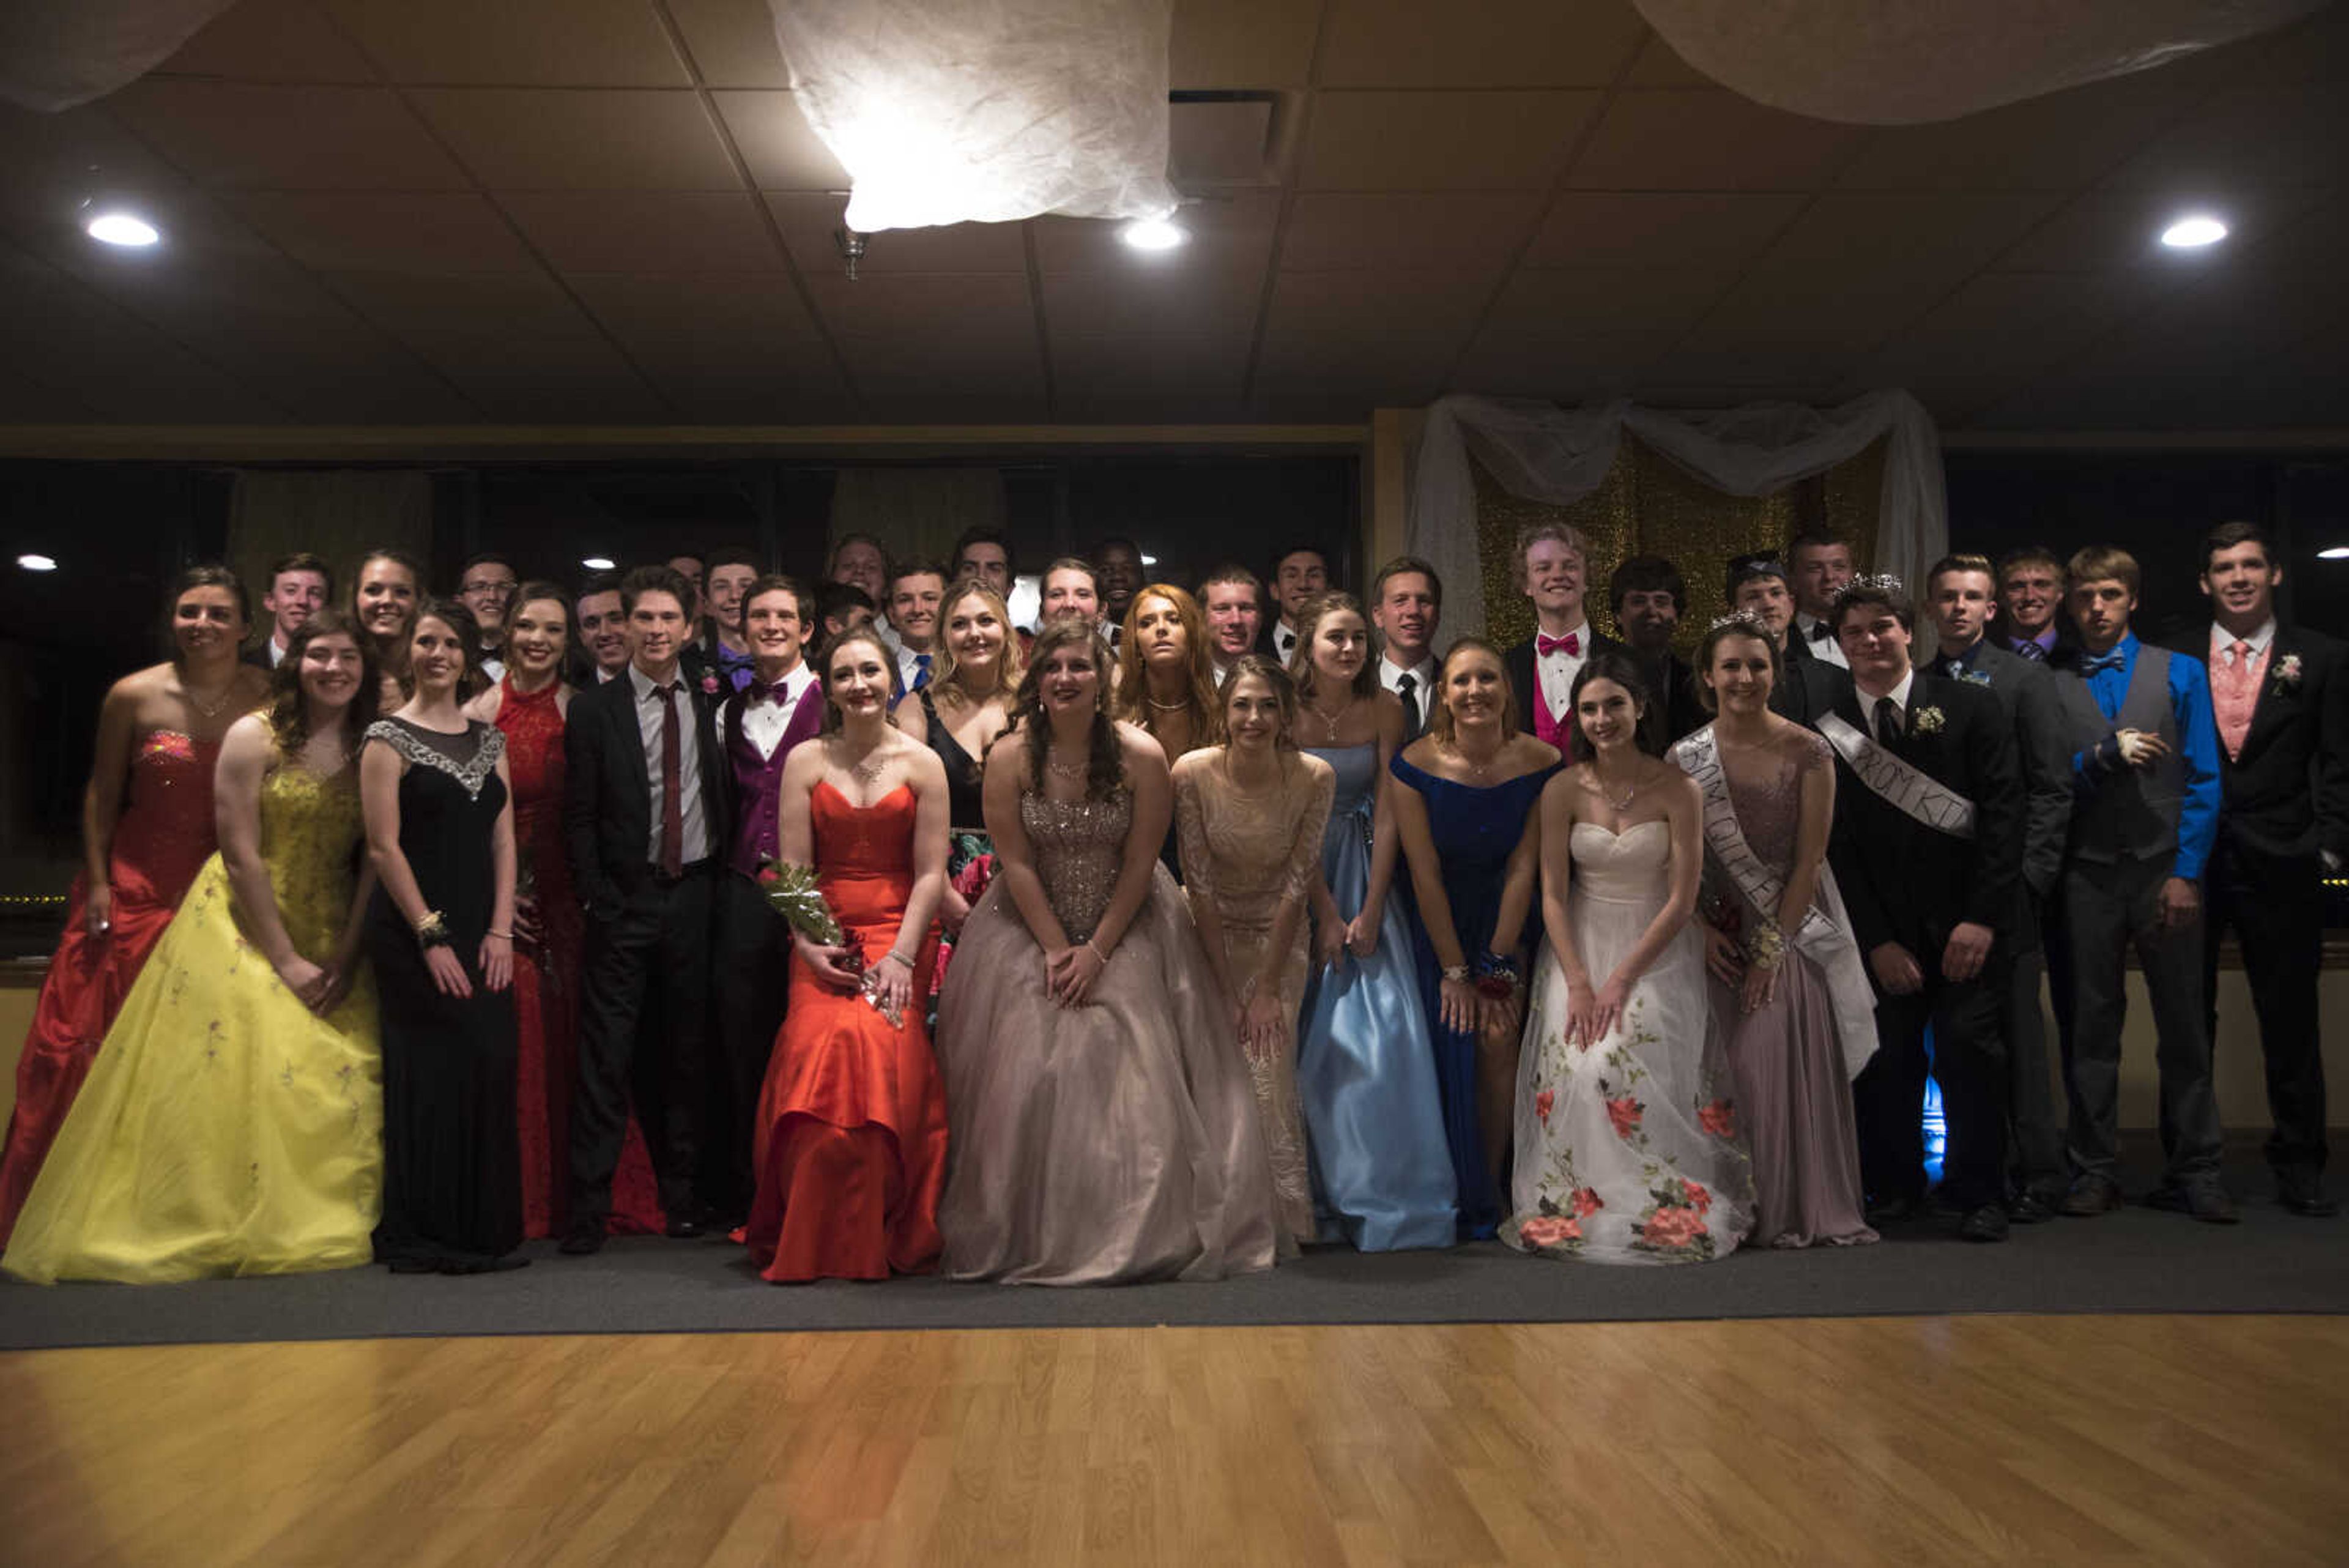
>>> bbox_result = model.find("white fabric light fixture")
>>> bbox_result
[1633,0,2325,124]
[1,0,238,111]
[769,0,1178,234]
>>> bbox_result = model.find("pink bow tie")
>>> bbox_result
[1536,632,1580,658]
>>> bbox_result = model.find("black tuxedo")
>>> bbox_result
[1825,671,2025,1212]
[1932,637,2076,1200]
[1504,628,1629,754]
[1768,649,1852,731]
[562,666,733,1226]
[2183,623,2348,1180]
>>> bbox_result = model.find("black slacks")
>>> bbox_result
[1854,959,2009,1211]
[706,871,790,1219]
[570,863,715,1221]
[2202,833,2328,1176]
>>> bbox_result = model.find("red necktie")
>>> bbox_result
[1536,631,1580,658]
[658,682,683,878]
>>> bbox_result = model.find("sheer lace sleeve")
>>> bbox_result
[1280,760,1334,905]
[1173,765,1217,902]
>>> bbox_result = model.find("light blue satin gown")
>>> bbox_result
[1295,743,1458,1250]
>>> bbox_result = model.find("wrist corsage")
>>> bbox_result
[1473,948,1521,1000]
[1440,962,1472,984]
[1746,916,1787,972]
[414,910,451,950]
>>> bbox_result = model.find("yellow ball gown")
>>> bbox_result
[3,758,383,1284]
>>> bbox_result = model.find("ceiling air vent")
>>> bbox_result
[1169,89,1282,186]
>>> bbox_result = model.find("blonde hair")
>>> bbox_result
[1511,522,1589,593]
[1288,591,1378,707]
[932,578,1026,703]
[1423,636,1520,748]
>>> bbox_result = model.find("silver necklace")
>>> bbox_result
[1307,696,1351,740]
[846,738,891,785]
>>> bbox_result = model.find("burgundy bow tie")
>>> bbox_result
[1536,631,1581,658]
[746,678,787,705]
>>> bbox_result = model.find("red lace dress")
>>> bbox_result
[495,677,664,1238]
[744,782,948,1282]
[0,730,221,1246]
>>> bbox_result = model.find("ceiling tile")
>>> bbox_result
[710,91,850,190]
[1301,90,1604,190]
[802,272,1038,349]
[322,0,692,86]
[154,0,379,83]
[1696,265,1944,340]
[1039,267,1263,340]
[1479,264,1729,336]
[568,272,826,392]
[227,190,539,272]
[0,242,284,420]
[1318,0,1647,88]
[668,0,792,87]
[1624,29,1712,87]
[1524,191,1805,269]
[409,88,741,189]
[1171,0,1320,89]
[1831,78,2195,193]
[1171,98,1277,186]
[2103,82,2349,190]
[104,80,470,189]
[1258,270,1488,366]
[502,191,784,272]
[1749,193,2063,291]
[1567,89,1860,191]
[1453,326,1668,398]
[1279,191,1543,275]
[766,195,1028,275]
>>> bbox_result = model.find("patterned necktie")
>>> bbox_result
[2214,639,2258,760]
[1396,672,1419,734]
[2012,637,2046,661]
[1535,631,1580,658]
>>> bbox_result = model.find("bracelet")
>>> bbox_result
[485,929,512,940]
[414,910,451,949]
[882,949,915,970]
[1473,948,1520,984]
[1086,939,1109,965]
[1441,963,1471,983]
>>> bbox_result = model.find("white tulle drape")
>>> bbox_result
[1408,392,1949,644]
[0,0,236,111]
[1632,0,2325,125]
[768,0,1178,233]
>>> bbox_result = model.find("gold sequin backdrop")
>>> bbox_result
[1474,432,1888,653]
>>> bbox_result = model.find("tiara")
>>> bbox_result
[1706,608,1773,634]
[1832,572,1907,603]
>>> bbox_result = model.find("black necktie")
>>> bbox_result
[1874,696,1902,750]
[1809,620,1833,642]
[1396,672,1419,734]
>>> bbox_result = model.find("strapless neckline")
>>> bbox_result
[815,779,914,812]
[1571,819,1670,842]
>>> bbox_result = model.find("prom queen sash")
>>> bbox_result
[1674,727,1879,1079]
[1814,712,1976,839]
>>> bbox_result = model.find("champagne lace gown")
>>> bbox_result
[4,756,382,1283]
[934,788,1280,1285]
[1174,751,1334,1247]
[0,730,223,1247]
[1504,821,1754,1265]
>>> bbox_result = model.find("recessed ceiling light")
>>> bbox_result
[581,555,616,571]
[2318,546,2349,560]
[86,212,160,247]
[1140,552,1159,567]
[18,553,59,571]
[2160,214,2228,249]
[1120,217,1187,253]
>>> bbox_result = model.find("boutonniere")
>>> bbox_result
[1958,669,1994,688]
[699,671,722,697]
[2273,653,2304,691]
[1912,705,1946,734]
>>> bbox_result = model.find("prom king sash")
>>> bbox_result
[1814,712,1977,840]
[1675,726,1879,1079]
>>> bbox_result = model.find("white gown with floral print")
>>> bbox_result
[1503,820,1753,1265]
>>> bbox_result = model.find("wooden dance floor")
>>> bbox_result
[3,1314,2342,1565]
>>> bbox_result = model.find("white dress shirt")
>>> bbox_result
[1795,611,1850,668]
[1379,651,1436,726]
[739,662,819,762]
[2210,617,2278,669]
[1534,620,1592,723]
[894,640,936,695]
[1272,619,1302,663]
[1858,667,1916,735]
[265,636,290,667]
[628,662,712,866]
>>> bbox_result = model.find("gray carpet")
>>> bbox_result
[4,1147,2343,1350]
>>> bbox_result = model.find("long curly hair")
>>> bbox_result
[933,578,1026,703]
[1015,617,1123,800]
[1111,582,1220,751]
[264,606,379,763]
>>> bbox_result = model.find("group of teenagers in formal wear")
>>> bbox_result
[1,512,2337,1290]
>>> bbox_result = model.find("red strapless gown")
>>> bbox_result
[0,730,221,1246]
[744,782,948,1282]
[495,676,665,1239]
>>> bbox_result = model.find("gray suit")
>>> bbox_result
[1935,638,2072,1198]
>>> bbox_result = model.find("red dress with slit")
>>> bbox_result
[0,730,219,1247]
[744,781,948,1282]
[494,676,664,1238]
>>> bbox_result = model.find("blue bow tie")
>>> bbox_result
[2079,650,2126,675]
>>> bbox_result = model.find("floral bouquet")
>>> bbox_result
[759,859,902,1028]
